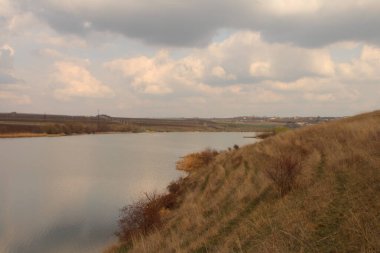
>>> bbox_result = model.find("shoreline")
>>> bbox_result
[0,133,65,138]
[0,130,264,139]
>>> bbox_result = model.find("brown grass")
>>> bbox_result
[176,148,219,172]
[106,110,380,253]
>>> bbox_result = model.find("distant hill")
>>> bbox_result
[108,110,380,252]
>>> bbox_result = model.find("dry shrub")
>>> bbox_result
[117,192,163,242]
[117,178,186,243]
[176,148,218,172]
[265,152,302,196]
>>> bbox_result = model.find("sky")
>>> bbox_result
[0,0,379,117]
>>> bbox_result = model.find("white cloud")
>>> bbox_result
[106,31,337,93]
[0,91,31,104]
[53,61,114,100]
[0,0,13,16]
[211,66,235,80]
[105,50,209,95]
[263,0,322,15]
[37,34,87,48]
[249,61,271,77]
[303,92,335,102]
[0,44,14,69]
[0,44,23,85]
[37,48,64,59]
[105,51,173,94]
[337,45,380,81]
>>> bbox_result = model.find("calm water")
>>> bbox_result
[0,132,257,253]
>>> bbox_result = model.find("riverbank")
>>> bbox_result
[0,133,66,138]
[107,110,380,252]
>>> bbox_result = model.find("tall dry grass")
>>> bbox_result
[106,110,380,253]
[176,148,219,172]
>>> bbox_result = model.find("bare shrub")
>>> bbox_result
[176,148,218,172]
[117,192,165,242]
[265,152,302,196]
[117,178,186,243]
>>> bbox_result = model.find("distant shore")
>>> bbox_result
[0,133,65,138]
[1,112,322,138]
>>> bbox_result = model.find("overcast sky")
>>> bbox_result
[0,0,379,117]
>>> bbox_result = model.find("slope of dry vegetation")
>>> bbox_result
[108,110,380,253]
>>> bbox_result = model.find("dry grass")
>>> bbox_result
[176,148,219,172]
[264,152,302,196]
[0,132,63,138]
[106,110,380,253]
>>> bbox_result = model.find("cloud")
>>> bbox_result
[103,30,379,116]
[336,45,380,82]
[105,51,173,94]
[0,44,31,105]
[0,44,22,85]
[211,66,236,80]
[1,1,379,116]
[53,61,114,100]
[13,0,380,48]
[0,91,31,104]
[106,32,336,92]
[105,50,207,95]
[0,44,14,69]
[0,0,14,18]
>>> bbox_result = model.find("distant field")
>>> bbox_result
[0,113,288,137]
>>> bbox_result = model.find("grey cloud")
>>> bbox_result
[19,0,241,47]
[255,6,380,47]
[16,0,380,48]
[0,73,20,84]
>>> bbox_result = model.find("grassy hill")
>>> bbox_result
[108,110,380,253]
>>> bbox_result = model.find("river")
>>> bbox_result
[0,132,257,253]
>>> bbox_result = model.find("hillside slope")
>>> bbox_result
[111,111,380,253]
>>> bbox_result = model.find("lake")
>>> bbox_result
[0,132,257,253]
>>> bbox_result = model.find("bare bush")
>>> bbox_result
[117,192,165,242]
[117,178,186,243]
[265,152,302,196]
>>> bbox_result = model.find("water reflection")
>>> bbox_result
[0,132,257,253]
